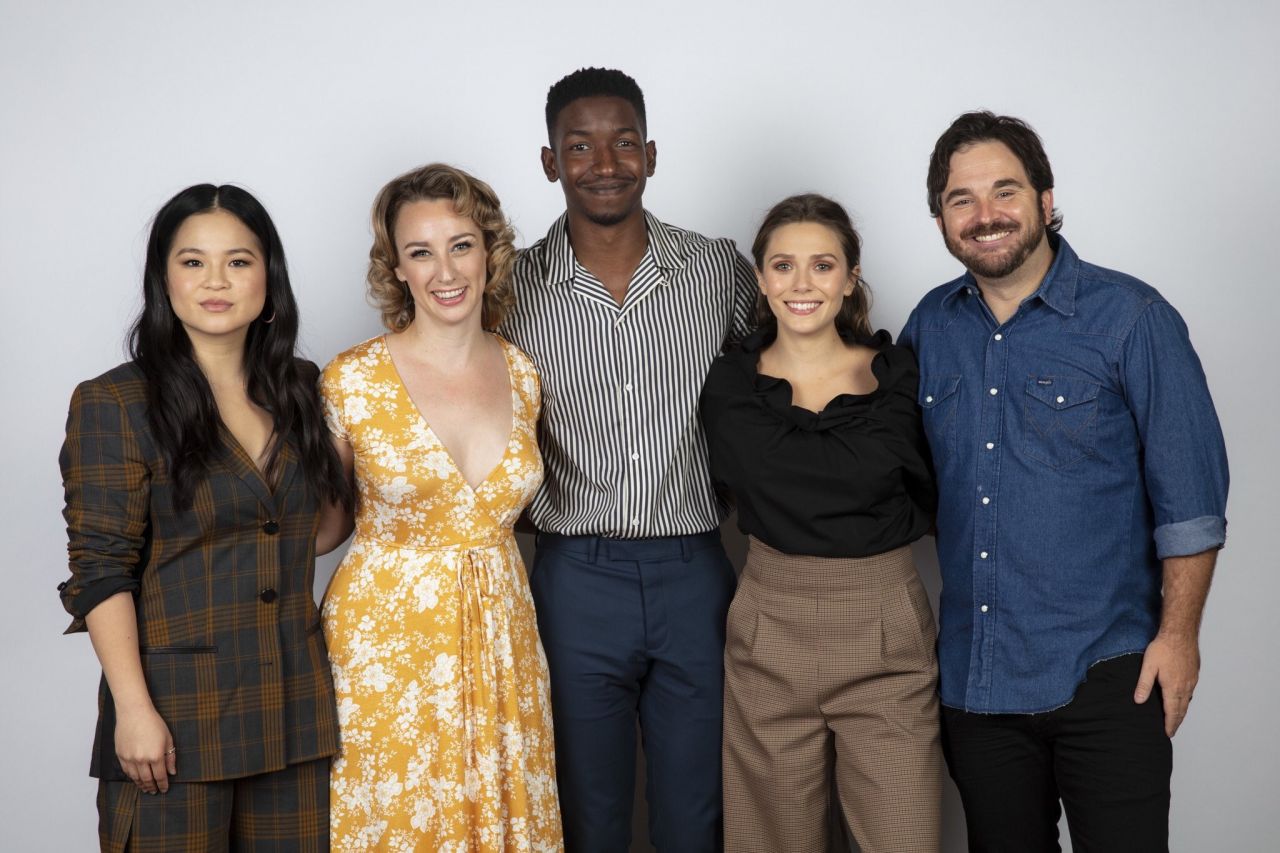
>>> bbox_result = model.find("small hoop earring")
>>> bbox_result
[261,310,276,324]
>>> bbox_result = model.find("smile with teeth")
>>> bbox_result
[785,301,822,315]
[974,230,1013,243]
[431,286,467,305]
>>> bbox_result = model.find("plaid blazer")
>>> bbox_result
[59,362,339,783]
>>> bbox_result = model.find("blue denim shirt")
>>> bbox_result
[899,236,1228,714]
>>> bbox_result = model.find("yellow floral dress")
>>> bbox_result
[320,335,562,852]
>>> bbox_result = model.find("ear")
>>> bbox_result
[934,216,946,237]
[755,267,768,295]
[846,265,860,296]
[541,146,558,183]
[1039,189,1054,226]
[645,140,657,177]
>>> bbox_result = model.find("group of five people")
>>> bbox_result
[60,67,1228,852]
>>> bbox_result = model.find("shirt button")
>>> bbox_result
[980,604,989,613]
[994,333,1003,341]
[630,452,639,461]
[624,383,633,393]
[631,518,640,526]
[1056,395,1065,404]
[980,551,989,559]
[985,442,995,450]
[981,496,991,505]
[925,395,933,403]
[259,588,278,603]
[989,388,998,396]
[262,520,280,535]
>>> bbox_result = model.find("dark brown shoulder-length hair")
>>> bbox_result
[750,193,873,340]
[367,163,517,332]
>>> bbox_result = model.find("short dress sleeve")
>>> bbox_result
[319,354,351,443]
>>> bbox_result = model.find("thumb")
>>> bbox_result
[1134,656,1158,704]
[166,738,177,776]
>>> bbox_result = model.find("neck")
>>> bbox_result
[188,331,248,388]
[400,315,490,368]
[765,322,849,366]
[564,208,648,276]
[974,234,1056,324]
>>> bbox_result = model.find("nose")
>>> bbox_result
[206,265,231,290]
[437,254,457,283]
[593,145,618,175]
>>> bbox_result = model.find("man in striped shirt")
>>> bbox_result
[501,67,755,851]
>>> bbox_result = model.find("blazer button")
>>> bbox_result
[259,588,278,603]
[262,520,280,535]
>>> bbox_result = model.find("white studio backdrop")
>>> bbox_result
[2,1,1276,849]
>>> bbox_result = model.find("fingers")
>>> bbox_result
[124,759,160,795]
[1163,687,1193,738]
[1133,657,1158,704]
[165,742,177,778]
[149,754,171,794]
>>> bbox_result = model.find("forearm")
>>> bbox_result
[1156,548,1217,641]
[316,502,354,556]
[84,591,155,714]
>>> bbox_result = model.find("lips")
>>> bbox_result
[963,221,1021,244]
[784,301,822,316]
[200,300,233,312]
[430,286,467,306]
[581,180,634,194]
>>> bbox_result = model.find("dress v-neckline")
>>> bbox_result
[379,334,518,494]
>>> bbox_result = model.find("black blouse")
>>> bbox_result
[699,327,937,558]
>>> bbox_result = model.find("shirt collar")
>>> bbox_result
[939,234,1079,317]
[539,209,686,287]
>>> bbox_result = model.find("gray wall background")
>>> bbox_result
[3,1,1276,849]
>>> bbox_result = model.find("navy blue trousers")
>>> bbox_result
[530,531,735,853]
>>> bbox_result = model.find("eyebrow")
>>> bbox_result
[563,126,641,138]
[173,247,258,255]
[944,177,1027,204]
[402,232,479,249]
[766,252,838,262]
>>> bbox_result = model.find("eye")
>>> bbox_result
[180,258,203,267]
[814,262,832,272]
[772,261,793,272]
[229,258,253,268]
[451,240,473,253]
[409,248,431,259]
[996,190,1016,199]
[569,142,590,152]
[950,198,972,208]
[616,139,635,148]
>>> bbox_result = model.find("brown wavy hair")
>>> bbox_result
[750,193,873,341]
[368,163,517,331]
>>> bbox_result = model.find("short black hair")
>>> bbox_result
[545,67,647,144]
[927,110,1063,233]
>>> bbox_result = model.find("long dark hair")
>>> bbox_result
[128,184,350,511]
[750,193,873,341]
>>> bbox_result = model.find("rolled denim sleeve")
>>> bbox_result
[1120,301,1229,558]
[59,379,150,632]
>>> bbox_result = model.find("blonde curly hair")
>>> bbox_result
[368,163,517,332]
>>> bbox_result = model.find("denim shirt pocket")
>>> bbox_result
[1022,376,1101,468]
[919,375,961,463]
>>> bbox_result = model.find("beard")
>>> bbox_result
[944,218,1047,280]
[583,207,632,227]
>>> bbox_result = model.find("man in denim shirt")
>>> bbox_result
[899,111,1228,852]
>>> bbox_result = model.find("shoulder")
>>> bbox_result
[650,215,746,268]
[1074,257,1168,314]
[72,362,146,406]
[703,346,754,398]
[322,336,384,376]
[498,334,538,379]
[909,277,965,318]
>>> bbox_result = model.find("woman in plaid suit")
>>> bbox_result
[59,184,350,851]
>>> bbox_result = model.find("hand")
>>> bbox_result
[1134,633,1200,737]
[115,705,176,793]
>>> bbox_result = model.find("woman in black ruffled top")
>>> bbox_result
[700,194,942,852]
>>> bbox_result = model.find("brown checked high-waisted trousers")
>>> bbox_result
[723,538,943,852]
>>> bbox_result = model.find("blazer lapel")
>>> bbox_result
[215,427,279,516]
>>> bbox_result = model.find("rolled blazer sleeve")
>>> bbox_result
[59,378,151,632]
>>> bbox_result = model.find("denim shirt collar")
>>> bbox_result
[940,234,1080,318]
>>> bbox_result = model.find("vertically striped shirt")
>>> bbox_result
[501,210,756,538]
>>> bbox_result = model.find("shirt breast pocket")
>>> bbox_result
[1022,376,1101,469]
[919,375,960,462]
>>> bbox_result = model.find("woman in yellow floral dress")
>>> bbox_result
[316,163,562,851]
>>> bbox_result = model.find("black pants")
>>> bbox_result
[941,654,1172,853]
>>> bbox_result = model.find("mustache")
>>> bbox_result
[961,220,1021,240]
